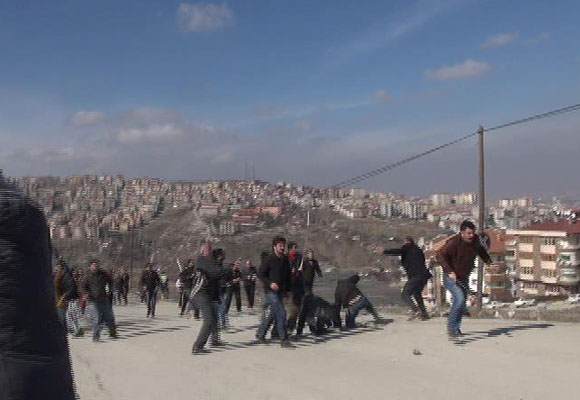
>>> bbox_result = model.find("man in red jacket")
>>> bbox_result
[437,220,492,339]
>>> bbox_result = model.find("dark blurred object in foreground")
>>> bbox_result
[0,178,76,399]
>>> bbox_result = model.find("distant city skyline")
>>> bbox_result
[1,1,579,198]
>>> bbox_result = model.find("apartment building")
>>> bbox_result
[508,219,580,297]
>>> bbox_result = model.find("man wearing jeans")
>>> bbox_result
[256,236,293,348]
[82,259,118,342]
[438,220,492,339]
[190,242,225,354]
[334,275,381,329]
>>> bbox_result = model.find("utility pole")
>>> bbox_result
[129,228,134,290]
[476,125,485,310]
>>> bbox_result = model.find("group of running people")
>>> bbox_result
[53,219,492,351]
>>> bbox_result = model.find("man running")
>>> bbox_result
[82,259,118,342]
[243,260,258,309]
[140,263,160,318]
[334,275,381,329]
[256,237,294,348]
[437,220,492,339]
[384,237,432,320]
[179,260,195,316]
[190,242,225,354]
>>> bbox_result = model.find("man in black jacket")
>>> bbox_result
[83,259,118,341]
[384,237,432,320]
[221,258,243,319]
[256,236,294,348]
[140,263,161,318]
[243,260,258,309]
[294,248,323,337]
[54,260,83,336]
[335,275,381,329]
[0,179,76,399]
[179,260,195,316]
[302,248,323,294]
[190,242,225,353]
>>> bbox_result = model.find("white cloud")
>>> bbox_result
[326,0,461,63]
[177,3,234,32]
[375,90,390,102]
[425,59,491,81]
[481,32,519,48]
[527,32,550,45]
[117,123,182,143]
[70,111,105,127]
[120,107,179,124]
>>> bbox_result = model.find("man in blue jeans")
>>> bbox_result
[335,275,381,329]
[82,259,118,342]
[256,236,294,348]
[438,220,492,339]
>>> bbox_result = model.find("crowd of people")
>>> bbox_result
[51,220,492,353]
[0,172,495,398]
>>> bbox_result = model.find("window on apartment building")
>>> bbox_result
[506,250,515,258]
[519,236,534,244]
[542,237,556,245]
[520,267,534,275]
[560,255,571,262]
[522,282,538,289]
[546,286,560,294]
[540,253,556,261]
[519,252,534,259]
[541,269,557,278]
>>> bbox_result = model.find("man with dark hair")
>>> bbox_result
[437,220,492,339]
[286,241,304,334]
[335,275,381,329]
[140,263,161,318]
[294,248,323,337]
[54,260,83,336]
[221,258,243,319]
[256,236,294,348]
[179,260,195,316]
[384,237,432,320]
[83,259,118,341]
[243,260,258,309]
[0,179,76,399]
[190,242,225,354]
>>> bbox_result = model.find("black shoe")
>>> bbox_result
[280,339,295,349]
[211,341,227,347]
[419,313,431,321]
[447,330,461,339]
[192,348,210,354]
[254,337,268,344]
[407,312,419,321]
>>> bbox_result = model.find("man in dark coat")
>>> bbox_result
[335,275,381,329]
[384,237,432,320]
[0,178,76,399]
[256,236,294,348]
[243,260,258,309]
[140,263,161,318]
[83,259,118,341]
[190,242,225,353]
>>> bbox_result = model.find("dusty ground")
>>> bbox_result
[69,300,579,400]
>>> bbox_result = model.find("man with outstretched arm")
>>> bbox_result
[437,220,492,339]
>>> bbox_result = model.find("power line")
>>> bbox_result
[333,102,580,188]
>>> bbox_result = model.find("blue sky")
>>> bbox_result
[1,0,579,199]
